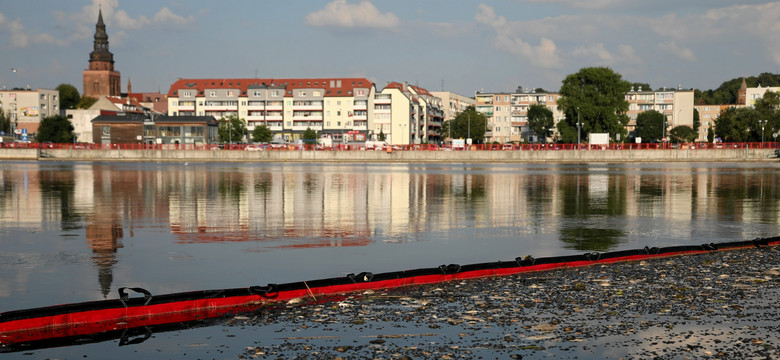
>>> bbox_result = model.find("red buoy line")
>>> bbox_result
[1,236,778,352]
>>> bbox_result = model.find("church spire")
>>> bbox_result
[90,7,114,64]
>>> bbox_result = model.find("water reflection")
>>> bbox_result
[1,162,778,306]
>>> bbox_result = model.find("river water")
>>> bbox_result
[1,161,778,357]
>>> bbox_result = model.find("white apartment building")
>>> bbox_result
[0,87,59,139]
[167,78,376,144]
[380,82,444,145]
[745,86,779,107]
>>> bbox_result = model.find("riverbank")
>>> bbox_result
[1,147,779,163]
[231,245,779,359]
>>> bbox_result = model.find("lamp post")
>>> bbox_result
[576,107,581,148]
[759,120,768,145]
[662,117,667,147]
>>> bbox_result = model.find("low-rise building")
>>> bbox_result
[92,114,218,145]
[625,86,695,139]
[0,87,59,139]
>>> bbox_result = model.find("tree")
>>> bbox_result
[302,127,318,143]
[692,108,700,134]
[251,124,272,143]
[0,108,10,135]
[218,115,247,144]
[36,115,75,143]
[557,67,632,143]
[634,110,665,143]
[669,126,696,143]
[77,96,98,109]
[377,129,386,141]
[527,104,553,143]
[631,82,652,92]
[56,84,81,110]
[714,107,759,142]
[440,106,487,143]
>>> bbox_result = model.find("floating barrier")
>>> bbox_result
[1,236,778,352]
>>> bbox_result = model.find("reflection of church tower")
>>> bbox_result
[737,78,747,105]
[86,218,124,298]
[82,8,121,98]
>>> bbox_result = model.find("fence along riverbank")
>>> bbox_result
[1,142,779,163]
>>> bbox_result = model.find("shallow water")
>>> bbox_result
[1,161,778,358]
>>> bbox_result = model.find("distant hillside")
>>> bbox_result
[694,72,780,105]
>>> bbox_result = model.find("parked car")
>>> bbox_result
[244,144,263,151]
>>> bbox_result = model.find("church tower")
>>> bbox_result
[83,8,121,98]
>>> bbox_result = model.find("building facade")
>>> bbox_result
[475,89,563,144]
[167,78,376,144]
[379,82,444,145]
[625,87,695,141]
[430,91,475,123]
[0,88,59,138]
[83,9,120,98]
[92,114,218,145]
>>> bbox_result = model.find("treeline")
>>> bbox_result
[694,72,780,105]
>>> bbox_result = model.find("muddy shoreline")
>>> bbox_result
[231,246,779,359]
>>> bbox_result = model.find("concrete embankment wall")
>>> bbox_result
[0,147,774,163]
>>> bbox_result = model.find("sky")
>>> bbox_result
[1,0,780,97]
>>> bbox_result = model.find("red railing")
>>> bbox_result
[2,141,779,151]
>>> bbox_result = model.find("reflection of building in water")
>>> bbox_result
[85,217,123,298]
[0,168,43,226]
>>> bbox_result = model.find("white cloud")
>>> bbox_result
[1,0,195,49]
[475,4,562,68]
[522,0,624,10]
[658,41,697,62]
[305,0,400,29]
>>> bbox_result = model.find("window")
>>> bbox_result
[209,91,216,97]
[101,126,111,137]
[253,90,262,96]
[227,91,234,97]
[299,91,307,96]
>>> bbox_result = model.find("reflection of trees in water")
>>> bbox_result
[218,172,245,202]
[560,227,626,252]
[39,168,84,231]
[557,173,628,251]
[451,173,486,205]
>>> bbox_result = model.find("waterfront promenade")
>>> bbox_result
[1,145,778,163]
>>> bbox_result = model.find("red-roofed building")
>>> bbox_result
[167,78,377,144]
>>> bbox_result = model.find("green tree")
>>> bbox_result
[631,82,652,92]
[251,124,272,143]
[693,108,700,134]
[634,110,665,143]
[527,104,553,143]
[77,96,98,109]
[0,108,11,135]
[56,84,81,110]
[37,115,75,143]
[695,72,780,105]
[714,107,759,142]
[218,115,248,144]
[557,67,632,143]
[669,126,696,143]
[377,129,386,141]
[302,127,318,143]
[440,106,487,143]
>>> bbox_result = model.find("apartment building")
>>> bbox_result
[694,104,733,142]
[0,87,59,138]
[475,89,564,143]
[430,91,475,122]
[625,86,695,139]
[167,78,376,143]
[379,82,444,145]
[745,86,780,107]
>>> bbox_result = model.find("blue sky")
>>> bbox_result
[1,0,779,96]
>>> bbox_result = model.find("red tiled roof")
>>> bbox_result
[167,78,374,97]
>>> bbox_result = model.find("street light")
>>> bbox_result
[576,107,581,148]
[759,119,768,145]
